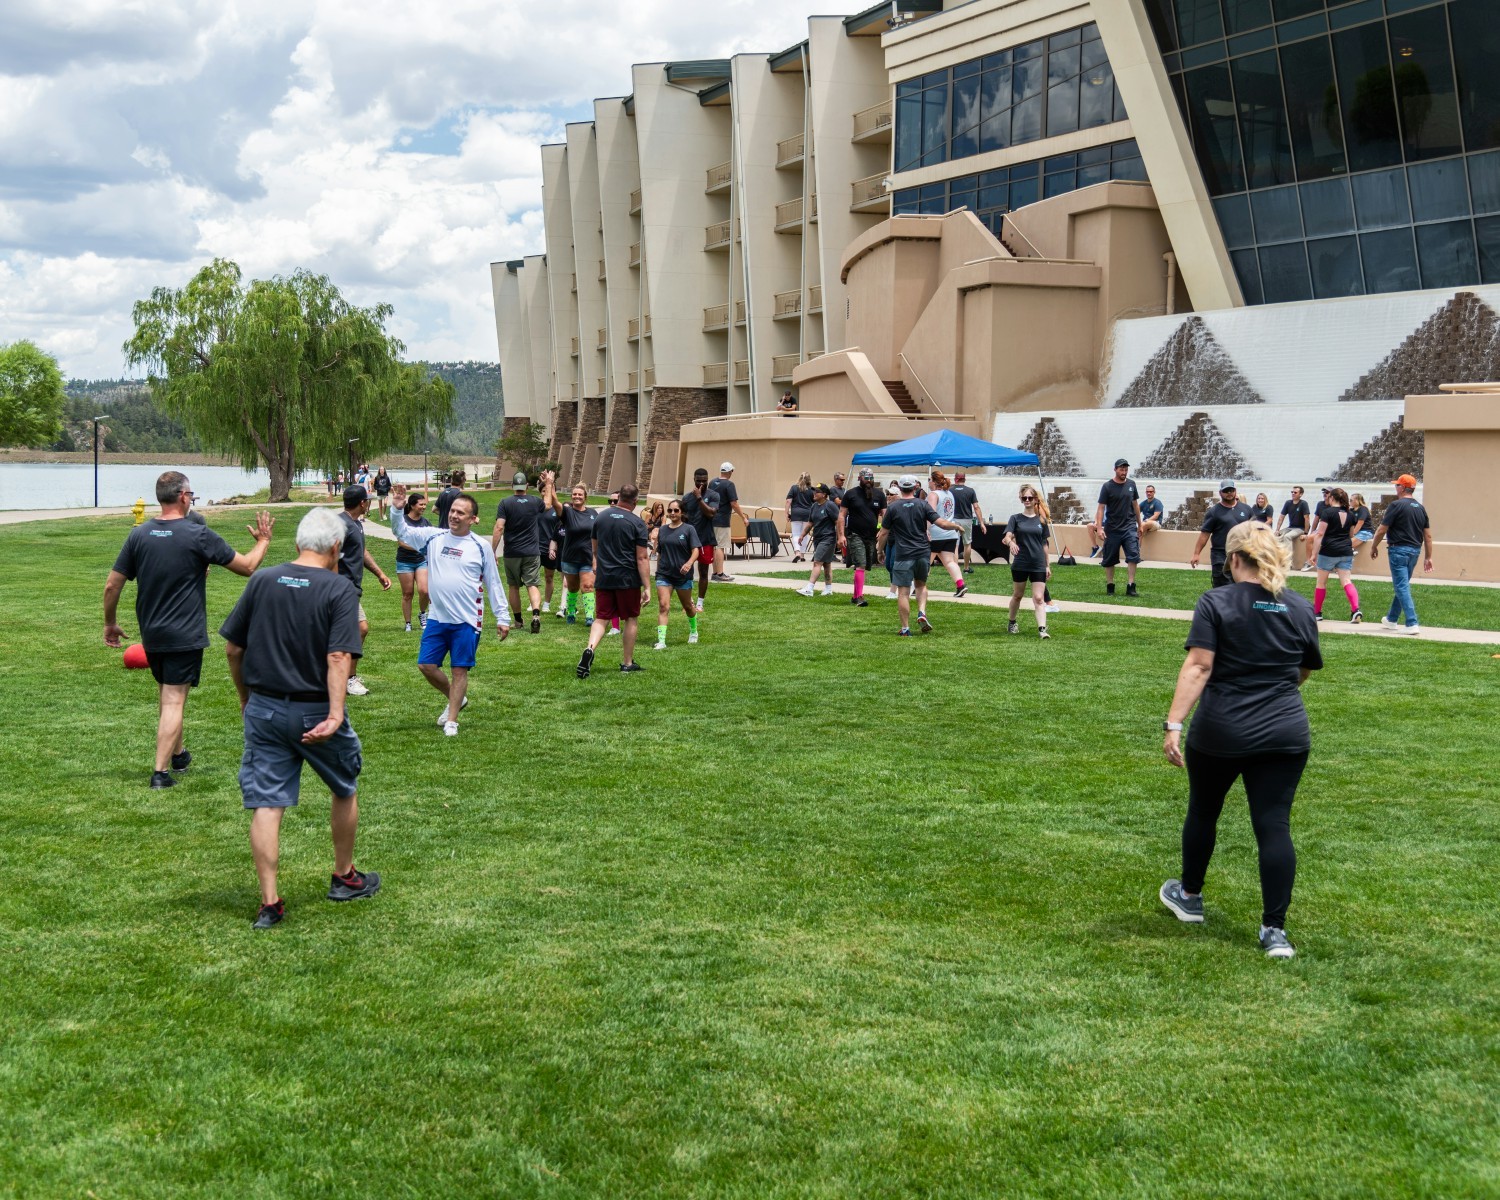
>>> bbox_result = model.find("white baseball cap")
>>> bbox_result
[720,462,734,472]
[898,474,919,489]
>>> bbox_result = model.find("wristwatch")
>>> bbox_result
[1163,721,1184,732]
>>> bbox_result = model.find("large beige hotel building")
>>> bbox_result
[493,0,1500,575]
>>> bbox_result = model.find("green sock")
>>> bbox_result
[688,615,698,633]
[656,624,667,643]
[564,589,576,614]
[582,592,595,622]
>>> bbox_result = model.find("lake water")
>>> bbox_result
[0,463,432,510]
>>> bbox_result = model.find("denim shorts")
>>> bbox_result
[561,560,591,576]
[395,560,425,574]
[655,575,693,591]
[239,694,362,808]
[1317,553,1354,572]
[419,619,482,669]
[891,558,931,588]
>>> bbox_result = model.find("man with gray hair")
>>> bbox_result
[220,506,379,929]
[104,470,274,790]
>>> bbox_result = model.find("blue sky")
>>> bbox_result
[0,0,823,379]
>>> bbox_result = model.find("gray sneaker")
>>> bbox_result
[1159,879,1204,923]
[1259,926,1296,959]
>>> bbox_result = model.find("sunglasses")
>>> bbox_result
[1021,494,1037,502]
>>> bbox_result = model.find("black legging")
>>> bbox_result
[1182,746,1308,928]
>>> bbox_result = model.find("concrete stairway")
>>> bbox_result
[883,380,921,417]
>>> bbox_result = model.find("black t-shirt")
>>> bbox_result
[829,485,846,502]
[1314,500,1331,525]
[1184,582,1322,757]
[951,484,978,520]
[337,511,366,593]
[654,523,701,579]
[787,486,814,520]
[1003,512,1050,573]
[1318,507,1354,557]
[1097,478,1140,532]
[220,562,364,695]
[809,499,841,541]
[592,506,649,589]
[373,473,391,496]
[708,478,738,528]
[1380,496,1429,547]
[840,486,887,537]
[883,497,939,560]
[435,487,461,529]
[557,506,598,565]
[1281,499,1310,530]
[1352,505,1371,532]
[497,493,545,556]
[539,508,560,559]
[1250,504,1274,523]
[112,518,237,652]
[1200,501,1254,553]
[679,490,718,548]
[395,515,432,565]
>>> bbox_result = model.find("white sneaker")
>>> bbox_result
[695,598,704,612]
[346,676,369,696]
[819,587,832,596]
[542,602,551,613]
[1380,616,1400,630]
[1045,603,1060,613]
[443,721,459,737]
[606,627,620,636]
[404,622,412,632]
[796,585,815,597]
[885,590,898,601]
[1402,624,1421,635]
[653,640,667,651]
[687,632,699,644]
[437,695,470,726]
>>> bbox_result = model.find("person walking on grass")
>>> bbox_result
[840,467,886,608]
[394,491,432,632]
[1002,485,1052,639]
[926,471,968,597]
[220,506,380,930]
[546,474,598,625]
[577,484,652,679]
[390,485,510,737]
[103,471,275,790]
[708,463,745,581]
[1160,521,1321,960]
[539,501,561,617]
[1369,473,1433,635]
[679,467,719,613]
[786,471,815,562]
[1095,458,1143,596]
[951,471,987,572]
[651,501,702,650]
[877,475,961,636]
[1308,487,1363,624]
[492,471,546,635]
[372,467,392,521]
[796,483,842,597]
[336,484,391,696]
[1190,481,1254,589]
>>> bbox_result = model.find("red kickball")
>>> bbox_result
[122,643,149,669]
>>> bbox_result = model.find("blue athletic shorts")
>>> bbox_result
[239,694,362,808]
[891,558,931,588]
[419,619,481,669]
[655,575,693,591]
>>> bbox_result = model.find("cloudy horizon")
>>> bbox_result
[0,0,831,381]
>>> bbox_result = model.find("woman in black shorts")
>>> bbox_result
[1002,485,1052,639]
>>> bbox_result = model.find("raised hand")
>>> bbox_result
[248,511,275,541]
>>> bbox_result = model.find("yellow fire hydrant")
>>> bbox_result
[132,497,147,525]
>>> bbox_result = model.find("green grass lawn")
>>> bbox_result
[763,559,1500,632]
[2,511,1497,1197]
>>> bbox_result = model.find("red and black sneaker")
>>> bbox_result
[252,899,285,929]
[327,866,382,902]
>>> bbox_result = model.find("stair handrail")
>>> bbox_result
[897,352,946,417]
[999,212,1042,259]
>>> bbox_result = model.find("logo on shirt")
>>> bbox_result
[149,529,174,538]
[1253,600,1288,613]
[276,575,311,589]
[441,546,465,558]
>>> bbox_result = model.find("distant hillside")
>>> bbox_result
[59,361,504,456]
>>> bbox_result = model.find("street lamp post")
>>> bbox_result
[347,438,359,483]
[93,416,109,508]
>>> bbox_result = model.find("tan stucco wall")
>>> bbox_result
[1405,392,1500,546]
[567,122,606,401]
[520,256,553,426]
[596,99,643,401]
[541,144,580,405]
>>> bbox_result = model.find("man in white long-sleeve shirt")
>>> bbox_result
[391,485,510,735]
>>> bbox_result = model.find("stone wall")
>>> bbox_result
[548,402,577,462]
[571,397,606,488]
[639,387,728,492]
[596,395,638,493]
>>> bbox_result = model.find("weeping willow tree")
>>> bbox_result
[124,258,453,501]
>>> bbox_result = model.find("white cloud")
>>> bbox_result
[0,0,825,379]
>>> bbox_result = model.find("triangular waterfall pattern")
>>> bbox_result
[1115,316,1264,408]
[1000,417,1083,475]
[1331,418,1426,480]
[1340,292,1500,401]
[1138,411,1253,480]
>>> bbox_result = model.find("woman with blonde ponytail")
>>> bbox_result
[1002,485,1052,638]
[1158,520,1322,960]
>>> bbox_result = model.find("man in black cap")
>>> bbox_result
[1094,458,1144,596]
[1190,481,1254,587]
[839,467,887,606]
[678,467,719,612]
[337,484,391,695]
[492,470,546,633]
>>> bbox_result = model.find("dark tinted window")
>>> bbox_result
[1389,8,1462,162]
[1415,219,1478,287]
[1232,51,1295,189]
[1450,0,1500,152]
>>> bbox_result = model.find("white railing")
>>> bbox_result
[774,197,804,227]
[776,132,805,165]
[853,99,893,140]
[809,284,823,310]
[704,303,729,330]
[705,221,732,249]
[771,353,802,379]
[851,173,889,207]
[774,289,801,317]
[706,161,732,190]
[703,362,729,386]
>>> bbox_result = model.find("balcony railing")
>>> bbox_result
[597,259,606,280]
[734,300,746,325]
[642,314,651,337]
[809,284,823,311]
[570,336,580,357]
[774,197,804,229]
[627,370,639,389]
[773,289,801,318]
[852,173,890,210]
[569,383,579,399]
[627,318,640,341]
[627,423,641,443]
[776,132,805,167]
[643,366,655,388]
[733,359,749,382]
[596,377,607,395]
[853,99,894,142]
[629,242,641,267]
[596,327,607,349]
[704,362,729,386]
[629,187,642,214]
[771,353,802,380]
[706,161,732,191]
[704,303,729,331]
[705,220,732,250]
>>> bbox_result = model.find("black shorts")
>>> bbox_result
[1011,568,1048,584]
[147,648,203,688]
[1102,527,1141,566]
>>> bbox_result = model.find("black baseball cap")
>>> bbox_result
[1114,458,1129,468]
[343,484,368,507]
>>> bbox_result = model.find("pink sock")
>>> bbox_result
[1314,586,1326,614]
[1344,582,1360,612]
[612,617,620,630]
[853,568,864,600]
[956,576,965,589]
